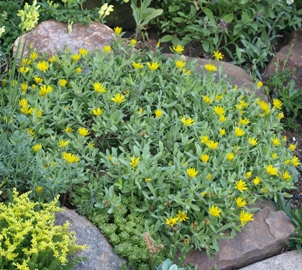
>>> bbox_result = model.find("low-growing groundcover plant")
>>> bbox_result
[0,189,85,270]
[1,34,301,268]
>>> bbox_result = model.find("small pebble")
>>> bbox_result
[293,193,301,200]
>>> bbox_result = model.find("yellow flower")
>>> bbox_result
[21,83,28,92]
[200,154,210,163]
[202,95,213,104]
[62,152,80,163]
[104,45,112,53]
[76,67,82,73]
[206,174,212,180]
[138,107,143,114]
[235,197,246,208]
[145,178,152,182]
[34,76,43,84]
[155,109,163,118]
[19,98,28,107]
[177,210,189,222]
[28,128,35,137]
[19,66,30,74]
[248,137,258,146]
[239,210,254,226]
[30,51,38,60]
[59,139,70,147]
[36,186,43,194]
[201,191,207,197]
[114,26,122,34]
[239,118,250,125]
[219,115,227,122]
[182,68,191,76]
[59,79,67,87]
[65,127,73,133]
[180,116,194,126]
[175,60,186,69]
[259,100,270,114]
[93,82,106,93]
[79,48,88,55]
[130,157,140,169]
[213,50,224,60]
[253,176,261,185]
[186,167,198,178]
[39,85,53,97]
[133,62,144,69]
[200,135,209,144]
[235,179,248,191]
[78,127,89,137]
[289,144,296,151]
[271,153,278,159]
[235,127,245,137]
[246,171,252,178]
[206,140,218,150]
[37,61,49,72]
[292,156,301,167]
[219,128,226,136]
[147,62,159,71]
[32,144,42,152]
[88,142,95,148]
[209,205,221,218]
[72,54,81,61]
[204,63,218,72]
[92,108,103,116]
[266,165,278,176]
[214,106,225,115]
[284,159,291,165]
[277,112,284,119]
[282,171,291,181]
[130,39,137,46]
[165,217,178,227]
[227,152,234,161]
[271,138,280,146]
[256,81,263,88]
[273,99,282,110]
[111,93,126,103]
[172,44,184,53]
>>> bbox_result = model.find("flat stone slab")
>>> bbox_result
[55,208,126,270]
[239,250,302,270]
[184,200,295,270]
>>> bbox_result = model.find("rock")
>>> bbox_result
[83,0,136,30]
[13,20,114,59]
[184,199,295,270]
[263,29,302,90]
[55,208,127,270]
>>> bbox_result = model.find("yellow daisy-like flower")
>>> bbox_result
[246,171,252,178]
[130,39,137,46]
[92,108,103,116]
[114,26,122,34]
[48,55,56,62]
[239,210,254,226]
[62,152,80,163]
[200,135,209,144]
[258,100,270,114]
[235,197,246,208]
[177,210,189,222]
[172,44,184,53]
[165,217,178,227]
[132,62,144,69]
[282,171,291,181]
[206,174,212,180]
[235,127,245,137]
[206,140,218,150]
[239,118,250,125]
[256,81,263,88]
[248,137,258,146]
[30,51,39,60]
[39,85,53,97]
[292,156,301,167]
[200,154,210,163]
[104,45,112,53]
[130,157,140,169]
[214,106,225,115]
[209,205,221,218]
[79,48,88,55]
[201,191,207,197]
[227,152,234,161]
[138,107,143,114]
[19,98,28,107]
[155,109,163,118]
[213,50,224,60]
[145,178,151,182]
[59,79,67,87]
[182,68,191,76]
[32,144,42,152]
[204,63,218,72]
[21,83,28,92]
[147,62,159,71]
[202,95,213,104]
[175,60,186,69]
[219,129,226,136]
[219,115,227,122]
[186,167,198,178]
[36,61,49,72]
[289,144,296,151]
[78,127,90,137]
[180,116,194,126]
[266,165,278,176]
[72,54,81,61]
[277,112,284,119]
[59,139,70,147]
[111,93,126,103]
[271,137,280,146]
[271,153,278,159]
[76,67,82,73]
[273,99,282,110]
[253,176,261,185]
[65,127,73,133]
[34,76,43,84]
[36,185,43,194]
[93,82,106,93]
[235,179,248,191]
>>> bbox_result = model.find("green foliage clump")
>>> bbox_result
[0,189,85,270]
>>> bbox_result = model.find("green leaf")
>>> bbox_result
[203,8,214,19]
[223,13,234,23]
[160,35,173,42]
[242,11,251,24]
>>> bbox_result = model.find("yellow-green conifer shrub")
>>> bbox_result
[0,189,86,270]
